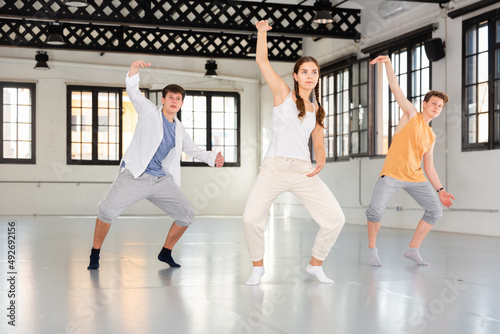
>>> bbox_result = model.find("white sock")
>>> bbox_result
[368,247,383,266]
[245,267,265,286]
[306,264,334,284]
[404,247,430,266]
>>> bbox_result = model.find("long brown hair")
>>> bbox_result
[293,56,325,128]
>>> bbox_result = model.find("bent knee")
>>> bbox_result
[423,206,442,225]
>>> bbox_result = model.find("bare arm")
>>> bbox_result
[255,20,290,106]
[423,143,455,207]
[306,124,326,177]
[370,55,417,127]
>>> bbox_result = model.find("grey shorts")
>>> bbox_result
[365,175,442,225]
[97,168,194,226]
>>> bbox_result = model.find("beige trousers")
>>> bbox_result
[243,156,345,261]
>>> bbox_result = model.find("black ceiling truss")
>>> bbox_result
[0,0,361,61]
[0,17,302,61]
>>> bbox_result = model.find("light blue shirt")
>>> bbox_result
[144,114,176,177]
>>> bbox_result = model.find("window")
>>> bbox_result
[151,90,241,166]
[67,86,143,165]
[350,59,369,156]
[181,91,240,166]
[463,10,500,151]
[0,82,36,164]
[375,38,431,155]
[320,58,369,160]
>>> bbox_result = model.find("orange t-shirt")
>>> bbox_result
[380,113,435,182]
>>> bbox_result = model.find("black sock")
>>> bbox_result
[87,248,100,270]
[158,247,180,267]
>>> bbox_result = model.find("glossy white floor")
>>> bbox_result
[1,215,499,334]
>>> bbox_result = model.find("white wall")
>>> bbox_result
[263,0,500,237]
[0,48,261,217]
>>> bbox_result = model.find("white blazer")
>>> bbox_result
[122,72,217,186]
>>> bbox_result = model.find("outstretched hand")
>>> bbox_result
[215,152,224,167]
[255,20,272,32]
[306,162,325,177]
[129,60,151,77]
[439,190,455,208]
[370,55,390,65]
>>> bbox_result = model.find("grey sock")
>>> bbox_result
[404,247,430,266]
[368,247,382,266]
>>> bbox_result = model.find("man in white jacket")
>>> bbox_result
[87,60,224,270]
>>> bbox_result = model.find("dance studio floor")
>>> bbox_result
[1,215,499,334]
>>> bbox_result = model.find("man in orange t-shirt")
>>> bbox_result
[366,55,455,266]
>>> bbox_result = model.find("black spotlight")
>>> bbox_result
[313,0,333,24]
[204,60,218,78]
[46,22,65,45]
[34,51,50,70]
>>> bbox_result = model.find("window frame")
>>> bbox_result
[66,85,124,165]
[461,9,500,151]
[319,57,370,162]
[0,82,36,164]
[149,90,241,167]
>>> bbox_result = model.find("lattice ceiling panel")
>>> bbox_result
[0,18,302,61]
[0,0,361,61]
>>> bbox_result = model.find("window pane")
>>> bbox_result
[3,123,16,140]
[422,68,430,94]
[109,144,118,161]
[18,124,31,141]
[466,85,477,115]
[225,146,237,163]
[360,60,368,83]
[225,130,236,146]
[3,105,16,122]
[18,106,31,123]
[194,96,207,111]
[81,143,92,160]
[478,113,489,143]
[194,112,206,128]
[98,143,108,160]
[212,130,224,146]
[360,131,368,154]
[194,129,206,145]
[412,46,420,71]
[478,82,489,113]
[3,141,16,158]
[351,132,359,154]
[466,26,477,55]
[212,112,224,129]
[4,88,17,105]
[496,50,500,79]
[478,52,489,83]
[18,142,31,159]
[466,56,476,85]
[360,84,368,106]
[478,24,488,53]
[352,63,359,85]
[82,92,92,108]
[212,96,224,112]
[225,97,235,113]
[225,113,236,129]
[360,107,367,130]
[468,115,477,143]
[352,110,359,131]
[495,111,500,142]
[71,126,80,142]
[71,143,81,159]
[98,126,108,142]
[497,20,500,43]
[352,87,359,107]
